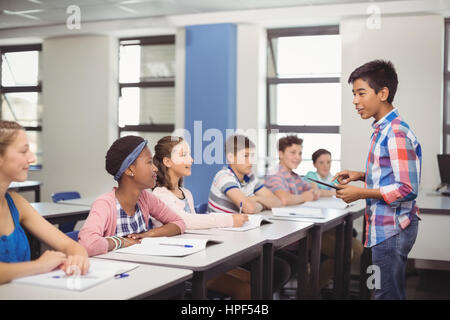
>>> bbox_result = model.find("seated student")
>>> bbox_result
[207,134,292,295]
[305,148,338,197]
[265,135,321,205]
[78,135,185,257]
[0,121,89,284]
[152,136,251,300]
[265,135,363,289]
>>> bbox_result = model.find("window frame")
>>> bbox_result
[444,19,450,154]
[266,26,341,169]
[118,35,175,136]
[0,44,42,169]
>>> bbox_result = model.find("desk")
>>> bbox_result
[28,202,90,259]
[185,219,313,299]
[409,192,450,266]
[0,258,193,300]
[8,180,41,202]
[269,206,355,299]
[59,196,97,207]
[96,233,264,299]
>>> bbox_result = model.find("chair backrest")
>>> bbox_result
[66,230,79,242]
[195,203,208,214]
[51,191,81,203]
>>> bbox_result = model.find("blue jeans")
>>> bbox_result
[370,215,419,300]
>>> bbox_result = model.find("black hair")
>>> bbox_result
[312,148,331,164]
[105,135,145,177]
[348,59,398,104]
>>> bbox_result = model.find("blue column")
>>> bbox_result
[184,23,237,207]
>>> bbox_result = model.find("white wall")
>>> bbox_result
[340,15,443,191]
[28,35,119,201]
[236,24,267,177]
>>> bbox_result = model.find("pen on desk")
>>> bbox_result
[239,202,243,214]
[115,273,129,279]
[160,243,194,248]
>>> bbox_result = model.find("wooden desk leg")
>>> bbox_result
[297,236,309,299]
[250,253,263,300]
[342,215,354,299]
[309,225,322,299]
[262,244,274,299]
[191,272,207,300]
[333,222,345,299]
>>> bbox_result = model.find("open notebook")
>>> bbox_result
[116,237,221,257]
[218,214,272,232]
[12,259,139,291]
[272,206,326,220]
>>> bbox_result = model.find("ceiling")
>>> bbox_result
[0,0,404,30]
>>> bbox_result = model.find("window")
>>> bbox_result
[266,26,341,175]
[0,44,42,167]
[118,36,176,153]
[444,19,450,154]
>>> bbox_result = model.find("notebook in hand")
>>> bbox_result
[12,259,139,291]
[218,214,272,232]
[272,206,326,220]
[116,237,222,257]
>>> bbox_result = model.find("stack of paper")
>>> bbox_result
[218,214,272,232]
[13,259,139,291]
[116,237,221,257]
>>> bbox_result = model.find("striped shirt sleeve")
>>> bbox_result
[216,172,240,194]
[264,174,288,193]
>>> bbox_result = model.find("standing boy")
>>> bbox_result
[334,60,421,300]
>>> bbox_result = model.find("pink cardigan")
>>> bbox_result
[152,187,233,229]
[78,188,186,257]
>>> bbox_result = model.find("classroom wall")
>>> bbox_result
[340,14,444,191]
[28,35,119,201]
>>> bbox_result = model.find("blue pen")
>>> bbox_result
[239,202,243,214]
[115,273,129,279]
[160,243,193,248]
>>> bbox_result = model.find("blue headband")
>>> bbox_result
[114,140,148,181]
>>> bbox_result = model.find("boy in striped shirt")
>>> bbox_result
[334,60,421,300]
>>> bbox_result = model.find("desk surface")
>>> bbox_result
[0,258,192,300]
[96,232,263,271]
[59,196,97,207]
[30,202,90,219]
[417,192,450,214]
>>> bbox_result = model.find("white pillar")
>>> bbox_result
[37,35,118,200]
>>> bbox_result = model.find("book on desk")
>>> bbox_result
[12,259,139,291]
[116,237,222,257]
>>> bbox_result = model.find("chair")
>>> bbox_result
[194,203,208,214]
[66,230,79,242]
[51,191,81,233]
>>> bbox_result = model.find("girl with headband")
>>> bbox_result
[152,136,251,299]
[78,135,185,256]
[0,121,89,284]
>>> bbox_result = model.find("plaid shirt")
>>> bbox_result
[115,202,151,237]
[265,164,312,195]
[364,108,421,248]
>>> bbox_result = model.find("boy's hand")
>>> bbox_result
[335,185,364,203]
[300,190,316,203]
[333,170,365,185]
